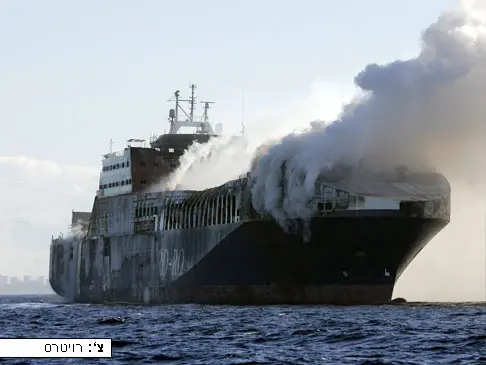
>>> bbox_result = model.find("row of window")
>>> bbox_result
[102,161,130,172]
[101,159,177,173]
[99,179,132,189]
[99,179,151,190]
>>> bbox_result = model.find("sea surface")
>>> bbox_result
[0,295,484,365]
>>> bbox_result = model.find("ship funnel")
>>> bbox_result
[215,123,223,135]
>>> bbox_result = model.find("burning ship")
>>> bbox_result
[49,85,451,305]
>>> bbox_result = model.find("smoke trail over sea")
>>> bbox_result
[160,1,486,301]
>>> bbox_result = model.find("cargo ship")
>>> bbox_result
[49,85,451,305]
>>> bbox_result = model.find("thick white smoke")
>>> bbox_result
[162,81,349,191]
[251,4,486,225]
[69,223,86,238]
[159,2,486,301]
[156,135,250,190]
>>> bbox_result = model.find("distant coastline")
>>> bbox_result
[0,275,52,295]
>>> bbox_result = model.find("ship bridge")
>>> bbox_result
[96,84,237,199]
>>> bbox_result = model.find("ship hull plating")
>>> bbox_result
[50,211,447,305]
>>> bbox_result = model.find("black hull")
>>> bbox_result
[50,210,447,305]
[160,213,445,304]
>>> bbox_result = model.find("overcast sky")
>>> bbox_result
[0,0,460,279]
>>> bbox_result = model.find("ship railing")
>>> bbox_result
[103,150,125,159]
[312,193,349,202]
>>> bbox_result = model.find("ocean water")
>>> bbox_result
[0,295,484,364]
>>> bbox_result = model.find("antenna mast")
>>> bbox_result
[189,84,196,122]
[200,101,215,122]
[166,84,216,135]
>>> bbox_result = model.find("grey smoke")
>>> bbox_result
[250,4,486,227]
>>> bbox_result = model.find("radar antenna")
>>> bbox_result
[167,84,217,135]
[200,100,214,122]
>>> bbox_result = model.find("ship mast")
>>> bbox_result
[167,84,216,135]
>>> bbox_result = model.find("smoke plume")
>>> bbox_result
[161,81,348,191]
[156,135,250,191]
[161,2,486,301]
[251,4,486,225]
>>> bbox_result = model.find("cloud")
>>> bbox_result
[0,156,98,277]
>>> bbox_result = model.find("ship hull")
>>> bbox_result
[50,210,447,305]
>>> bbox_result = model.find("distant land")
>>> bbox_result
[0,275,53,295]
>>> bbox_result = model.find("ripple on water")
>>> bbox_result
[0,295,484,364]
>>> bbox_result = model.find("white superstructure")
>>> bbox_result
[98,148,133,197]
